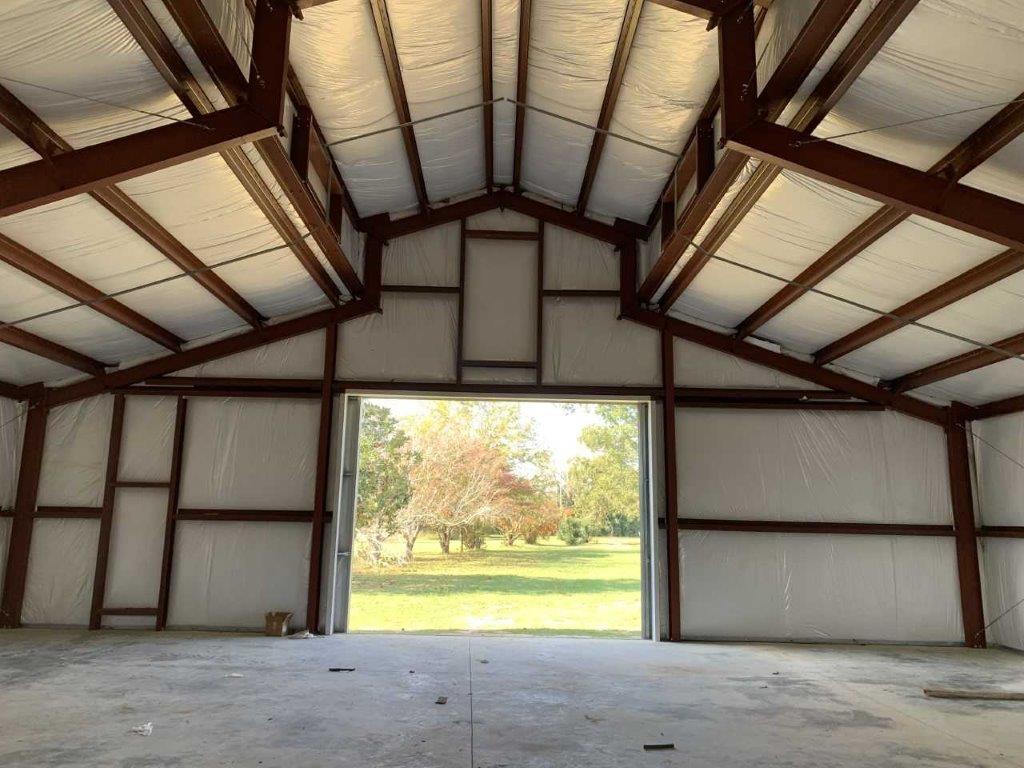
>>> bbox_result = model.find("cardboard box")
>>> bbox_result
[264,611,293,637]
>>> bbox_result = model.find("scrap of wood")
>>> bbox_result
[924,688,1024,701]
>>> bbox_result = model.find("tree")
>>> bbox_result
[403,423,507,554]
[491,471,564,546]
[566,404,641,536]
[355,404,413,565]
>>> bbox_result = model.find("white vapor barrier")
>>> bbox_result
[815,1,1024,172]
[388,0,486,201]
[177,330,327,379]
[915,358,1024,407]
[180,398,319,510]
[168,521,310,630]
[383,223,461,286]
[0,518,9,599]
[119,396,176,482]
[982,540,1024,651]
[586,4,718,223]
[339,294,457,382]
[0,345,78,388]
[492,0,521,185]
[520,0,629,207]
[543,226,617,290]
[673,338,825,390]
[21,518,99,627]
[677,410,952,524]
[0,397,26,510]
[973,414,1024,527]
[467,209,538,231]
[290,1,418,215]
[542,298,659,385]
[464,239,538,362]
[679,531,962,642]
[0,0,186,149]
[972,414,1024,650]
[37,396,113,508]
[104,489,166,611]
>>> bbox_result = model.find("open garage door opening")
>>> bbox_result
[334,397,654,638]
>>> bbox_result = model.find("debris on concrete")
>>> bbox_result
[436,696,448,705]
[289,630,312,640]
[328,667,356,672]
[924,689,1024,701]
[643,743,675,751]
[130,723,153,737]
[224,673,244,678]
[479,659,489,664]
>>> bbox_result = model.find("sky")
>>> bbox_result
[364,397,632,472]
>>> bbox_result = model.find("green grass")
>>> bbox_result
[349,534,641,637]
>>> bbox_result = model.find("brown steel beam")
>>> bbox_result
[660,327,681,641]
[34,506,103,519]
[156,396,187,630]
[383,284,461,294]
[306,321,337,632]
[481,0,494,191]
[42,297,377,408]
[0,403,46,628]
[0,324,108,376]
[0,379,28,400]
[647,0,771,20]
[177,508,320,522]
[815,248,1024,365]
[979,526,1024,539]
[0,105,275,218]
[728,120,1024,253]
[512,0,533,190]
[675,518,954,536]
[369,191,634,246]
[739,88,1024,339]
[464,229,539,241]
[971,392,1024,421]
[624,304,947,425]
[644,5,769,237]
[369,0,429,212]
[575,0,644,214]
[0,233,183,351]
[536,221,545,385]
[90,394,125,630]
[1,80,261,327]
[637,1,757,300]
[156,0,353,301]
[886,332,1024,394]
[655,0,864,309]
[946,410,986,648]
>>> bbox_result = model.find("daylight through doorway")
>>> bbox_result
[344,398,647,637]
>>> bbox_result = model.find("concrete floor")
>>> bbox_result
[2,631,1024,767]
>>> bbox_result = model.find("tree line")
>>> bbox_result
[355,400,640,566]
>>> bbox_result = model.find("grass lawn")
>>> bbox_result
[349,534,641,637]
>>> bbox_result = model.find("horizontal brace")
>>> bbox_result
[668,518,956,536]
[0,105,276,216]
[675,399,884,411]
[113,386,321,400]
[382,284,461,294]
[177,508,333,523]
[461,360,538,369]
[542,289,620,298]
[727,120,1024,253]
[464,229,540,241]
[978,526,1024,539]
[34,506,103,519]
[100,607,159,616]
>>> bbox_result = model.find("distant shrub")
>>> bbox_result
[557,516,590,546]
